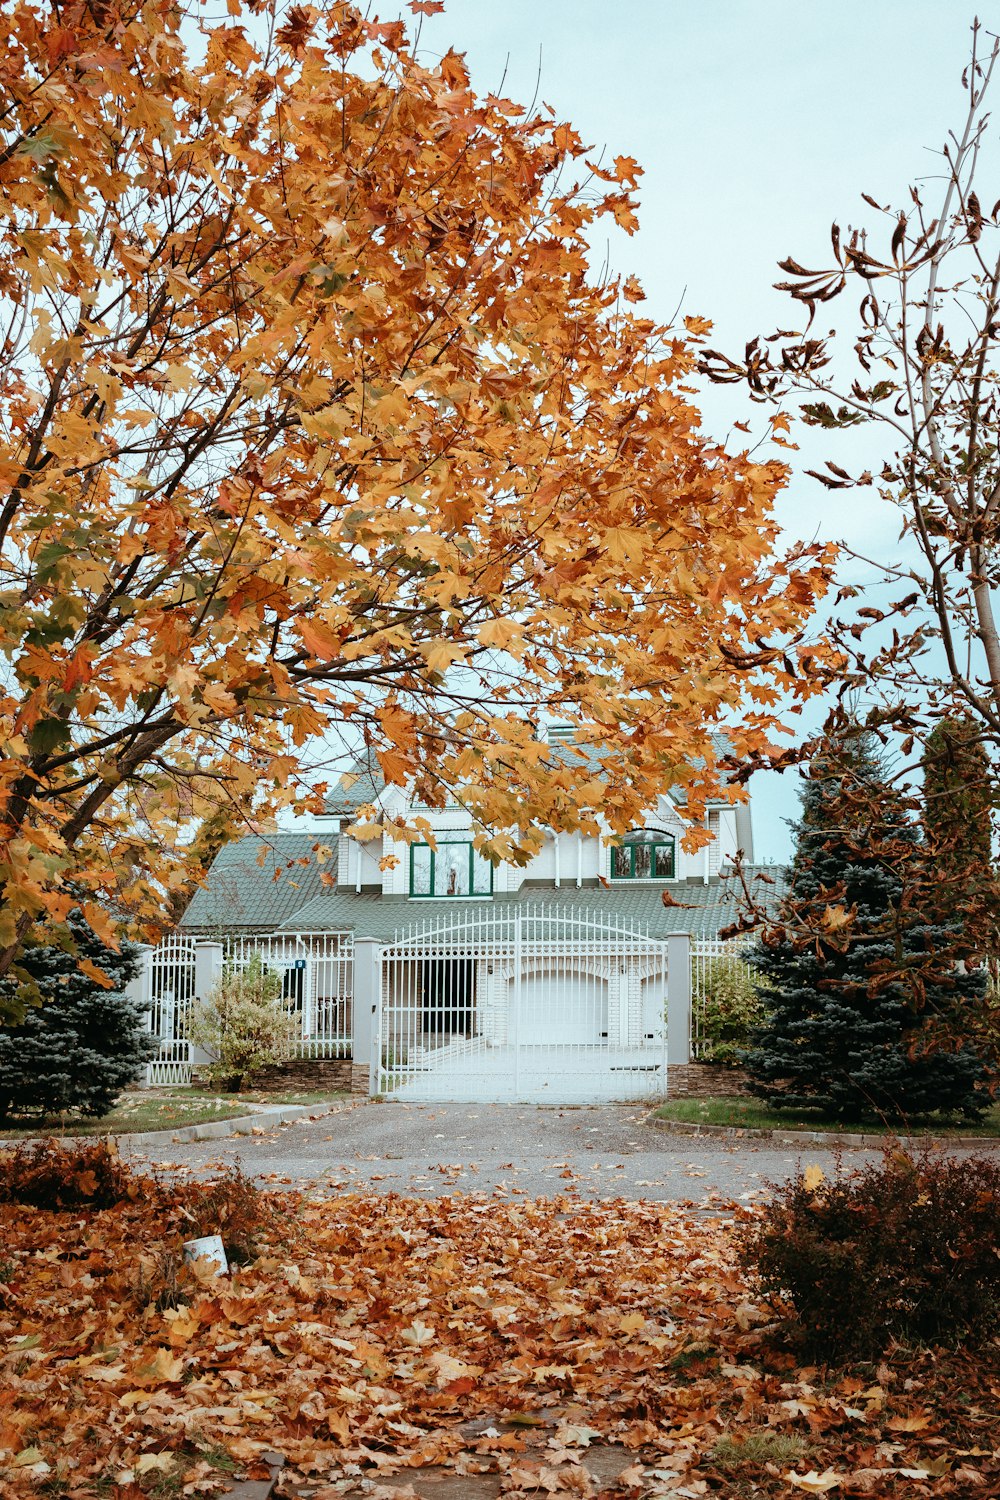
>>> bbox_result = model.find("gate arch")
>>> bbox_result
[377,905,668,1103]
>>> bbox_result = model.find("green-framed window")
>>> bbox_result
[409,840,493,898]
[610,829,676,881]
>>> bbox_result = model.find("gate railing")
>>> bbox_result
[377,905,671,1103]
[141,935,198,1085]
[690,937,755,1060]
[224,931,354,1057]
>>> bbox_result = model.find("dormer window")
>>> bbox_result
[410,840,493,898]
[611,829,676,880]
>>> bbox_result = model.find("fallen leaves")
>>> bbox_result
[0,1178,997,1498]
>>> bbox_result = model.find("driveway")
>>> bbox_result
[121,1100,906,1202]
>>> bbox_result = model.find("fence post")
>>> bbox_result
[352,938,381,1095]
[666,932,692,1065]
[192,942,224,1065]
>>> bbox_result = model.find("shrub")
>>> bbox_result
[695,954,764,1066]
[189,954,296,1089]
[738,1146,1000,1360]
[176,1163,276,1263]
[0,1138,139,1210]
[0,908,155,1120]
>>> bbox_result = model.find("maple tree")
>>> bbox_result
[0,0,833,980]
[2,1143,998,1497]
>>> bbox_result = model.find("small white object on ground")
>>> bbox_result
[182,1234,229,1275]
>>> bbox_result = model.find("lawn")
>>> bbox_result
[0,1092,255,1139]
[0,1086,352,1139]
[1,1149,997,1498]
[186,1084,351,1108]
[656,1093,1000,1136]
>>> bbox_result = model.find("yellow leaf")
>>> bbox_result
[400,1318,435,1348]
[136,1454,175,1475]
[130,1347,185,1386]
[427,1351,484,1383]
[618,1312,646,1335]
[803,1164,825,1191]
[79,957,113,989]
[298,617,343,661]
[787,1472,844,1494]
[420,639,467,673]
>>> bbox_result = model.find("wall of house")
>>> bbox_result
[338,830,383,891]
[338,789,748,897]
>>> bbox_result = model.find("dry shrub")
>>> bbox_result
[0,1137,138,1210]
[739,1145,1000,1360]
[176,1163,277,1264]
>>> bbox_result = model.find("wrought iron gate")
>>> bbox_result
[143,935,198,1085]
[377,906,669,1103]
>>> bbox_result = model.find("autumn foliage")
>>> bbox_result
[0,0,833,977]
[740,1148,1000,1360]
[2,1142,1000,1496]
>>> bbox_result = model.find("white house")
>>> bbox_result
[169,729,777,1102]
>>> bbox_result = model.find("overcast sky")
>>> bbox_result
[395,0,989,859]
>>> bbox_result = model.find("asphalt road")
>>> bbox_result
[121,1101,910,1203]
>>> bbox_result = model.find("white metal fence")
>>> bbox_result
[137,926,752,1092]
[378,905,670,1103]
[142,935,197,1085]
[690,937,755,1060]
[224,932,354,1057]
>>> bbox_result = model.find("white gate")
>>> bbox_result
[377,906,668,1103]
[225,932,354,1056]
[143,935,197,1086]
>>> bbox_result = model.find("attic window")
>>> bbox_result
[611,829,676,881]
[410,841,493,898]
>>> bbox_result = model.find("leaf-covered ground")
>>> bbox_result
[1,1179,998,1498]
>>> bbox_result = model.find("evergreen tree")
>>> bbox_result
[921,715,1000,955]
[0,911,154,1121]
[745,729,988,1122]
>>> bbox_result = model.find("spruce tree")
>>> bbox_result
[921,715,1000,954]
[0,910,155,1121]
[745,729,988,1122]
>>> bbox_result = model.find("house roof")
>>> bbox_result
[324,731,738,817]
[178,832,337,933]
[276,865,786,942]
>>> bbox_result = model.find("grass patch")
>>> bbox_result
[0,1092,252,1139]
[655,1095,1000,1136]
[710,1431,811,1470]
[187,1085,350,1107]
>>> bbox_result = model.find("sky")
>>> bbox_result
[387,0,988,860]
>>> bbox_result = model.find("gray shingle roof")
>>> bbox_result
[178,833,337,933]
[276,865,785,942]
[325,761,387,816]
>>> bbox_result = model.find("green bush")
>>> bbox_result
[738,1146,1000,1360]
[695,954,764,1066]
[189,955,296,1090]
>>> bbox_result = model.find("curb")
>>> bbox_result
[645,1113,999,1150]
[1,1100,358,1151]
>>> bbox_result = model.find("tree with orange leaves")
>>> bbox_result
[0,0,833,999]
